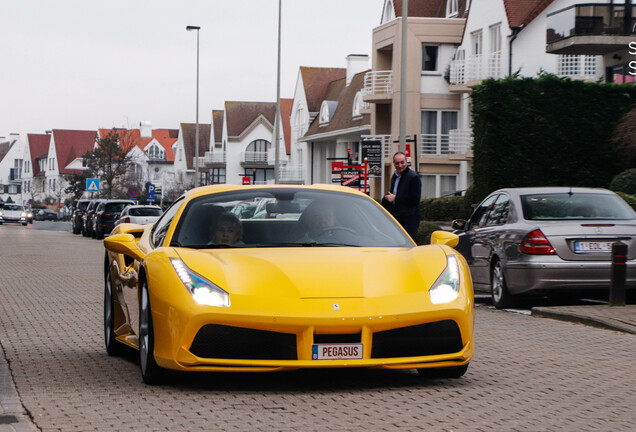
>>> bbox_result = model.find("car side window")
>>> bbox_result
[469,194,498,229]
[151,199,183,248]
[485,194,510,226]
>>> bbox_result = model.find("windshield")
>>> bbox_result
[130,207,162,217]
[3,205,24,211]
[521,192,636,220]
[172,188,413,248]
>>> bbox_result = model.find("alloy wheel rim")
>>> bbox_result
[139,284,150,374]
[492,264,503,302]
[104,277,113,345]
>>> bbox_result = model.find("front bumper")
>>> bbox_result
[150,293,474,373]
[0,216,26,223]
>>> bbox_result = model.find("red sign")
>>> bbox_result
[242,176,251,185]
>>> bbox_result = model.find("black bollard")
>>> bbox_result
[609,241,627,307]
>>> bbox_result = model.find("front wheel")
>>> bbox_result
[139,279,163,384]
[418,363,469,379]
[104,269,124,356]
[491,260,514,309]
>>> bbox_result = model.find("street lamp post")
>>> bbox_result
[273,0,282,184]
[186,25,201,188]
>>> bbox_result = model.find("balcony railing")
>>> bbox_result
[420,129,472,156]
[204,151,226,164]
[449,52,503,85]
[362,71,393,96]
[547,4,636,44]
[279,165,304,182]
[242,151,272,164]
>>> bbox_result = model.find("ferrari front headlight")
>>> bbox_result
[170,258,230,307]
[429,255,460,305]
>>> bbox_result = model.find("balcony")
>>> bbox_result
[278,165,304,183]
[546,4,636,55]
[449,52,504,89]
[242,151,273,165]
[204,151,226,164]
[420,129,472,158]
[362,71,393,103]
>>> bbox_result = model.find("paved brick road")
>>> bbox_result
[0,226,635,431]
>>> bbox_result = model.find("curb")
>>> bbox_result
[531,307,636,335]
[0,344,38,432]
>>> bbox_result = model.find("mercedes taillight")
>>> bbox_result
[519,229,556,255]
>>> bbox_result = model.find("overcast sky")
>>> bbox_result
[0,0,385,139]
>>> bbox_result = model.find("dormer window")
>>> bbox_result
[319,100,338,126]
[382,0,395,24]
[446,0,458,17]
[352,91,364,119]
[146,144,165,160]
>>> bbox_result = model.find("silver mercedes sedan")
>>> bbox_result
[452,187,636,308]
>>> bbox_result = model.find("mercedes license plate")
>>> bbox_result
[574,241,613,252]
[312,343,363,360]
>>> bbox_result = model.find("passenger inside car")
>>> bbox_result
[209,212,243,245]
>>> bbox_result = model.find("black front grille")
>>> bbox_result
[189,324,297,360]
[371,320,463,359]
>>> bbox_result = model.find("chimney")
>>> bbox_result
[140,121,152,138]
[346,54,369,86]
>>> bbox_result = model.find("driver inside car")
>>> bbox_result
[298,201,357,244]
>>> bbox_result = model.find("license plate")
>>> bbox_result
[312,343,363,360]
[574,241,613,252]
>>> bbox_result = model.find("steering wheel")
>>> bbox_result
[316,226,356,237]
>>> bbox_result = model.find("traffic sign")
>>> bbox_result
[127,187,138,198]
[86,178,100,192]
[147,183,155,202]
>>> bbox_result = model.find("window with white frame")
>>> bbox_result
[294,104,305,139]
[471,30,483,55]
[211,168,226,184]
[422,45,439,72]
[352,92,364,118]
[382,0,395,23]
[420,174,458,198]
[489,24,501,53]
[446,0,458,17]
[421,110,459,155]
[146,144,165,160]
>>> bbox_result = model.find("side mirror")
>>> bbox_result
[451,219,467,231]
[430,230,459,248]
[104,233,145,261]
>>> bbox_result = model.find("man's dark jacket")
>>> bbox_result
[381,167,421,239]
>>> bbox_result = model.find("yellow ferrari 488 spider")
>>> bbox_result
[103,184,474,384]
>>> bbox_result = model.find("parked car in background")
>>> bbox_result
[452,187,636,308]
[34,209,59,221]
[92,200,133,239]
[82,199,105,237]
[115,205,162,226]
[72,200,91,234]
[0,204,28,225]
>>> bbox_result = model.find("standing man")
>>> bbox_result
[382,151,422,240]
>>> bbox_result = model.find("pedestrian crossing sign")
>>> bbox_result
[86,178,100,192]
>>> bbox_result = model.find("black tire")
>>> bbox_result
[418,363,469,379]
[139,279,163,384]
[491,260,514,309]
[104,268,124,356]
[95,227,103,240]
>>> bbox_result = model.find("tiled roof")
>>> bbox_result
[504,0,554,28]
[280,98,293,155]
[212,110,225,145]
[390,0,445,18]
[0,141,11,164]
[225,101,276,137]
[180,123,211,169]
[27,134,51,176]
[53,129,97,175]
[303,70,371,139]
[299,67,346,112]
[99,128,178,162]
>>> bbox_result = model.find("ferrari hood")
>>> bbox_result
[174,246,450,299]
